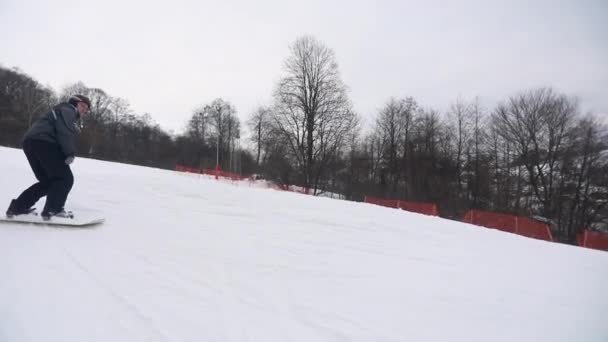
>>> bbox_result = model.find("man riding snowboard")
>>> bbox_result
[6,94,90,220]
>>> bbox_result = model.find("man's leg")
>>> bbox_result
[37,143,74,215]
[9,140,51,213]
[45,166,73,213]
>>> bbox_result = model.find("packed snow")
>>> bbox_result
[1,146,607,342]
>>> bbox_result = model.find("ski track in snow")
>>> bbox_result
[1,146,608,342]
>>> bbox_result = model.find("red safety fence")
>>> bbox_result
[463,210,517,233]
[364,196,438,216]
[175,165,200,173]
[517,217,554,241]
[462,209,553,241]
[175,165,247,181]
[398,200,439,216]
[577,230,608,251]
[176,167,317,194]
[364,196,399,209]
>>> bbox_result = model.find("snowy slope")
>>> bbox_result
[1,146,607,342]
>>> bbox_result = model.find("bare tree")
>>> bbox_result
[272,36,357,192]
[399,97,417,198]
[447,98,473,198]
[375,98,405,191]
[19,79,54,128]
[246,106,272,167]
[203,98,239,171]
[186,109,207,143]
[557,116,608,241]
[468,97,487,206]
[225,113,241,173]
[492,88,577,219]
[185,108,211,169]
[371,97,417,197]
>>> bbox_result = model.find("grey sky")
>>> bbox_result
[1,0,607,133]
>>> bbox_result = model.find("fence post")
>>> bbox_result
[583,230,588,247]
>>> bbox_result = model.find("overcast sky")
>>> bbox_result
[1,0,607,133]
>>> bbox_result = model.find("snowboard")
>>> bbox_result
[1,209,105,227]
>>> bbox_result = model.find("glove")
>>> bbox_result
[65,156,75,165]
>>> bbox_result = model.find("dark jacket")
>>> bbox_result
[23,103,81,158]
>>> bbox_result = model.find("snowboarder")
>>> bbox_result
[5,94,90,220]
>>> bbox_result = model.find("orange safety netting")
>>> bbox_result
[175,165,246,181]
[577,230,608,251]
[364,196,438,216]
[462,209,553,241]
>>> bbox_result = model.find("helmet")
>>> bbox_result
[69,94,91,108]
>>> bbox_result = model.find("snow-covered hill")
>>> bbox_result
[1,146,607,342]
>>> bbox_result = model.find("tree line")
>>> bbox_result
[1,36,606,243]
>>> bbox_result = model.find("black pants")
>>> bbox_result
[13,139,74,213]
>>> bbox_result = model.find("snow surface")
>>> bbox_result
[1,146,607,342]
